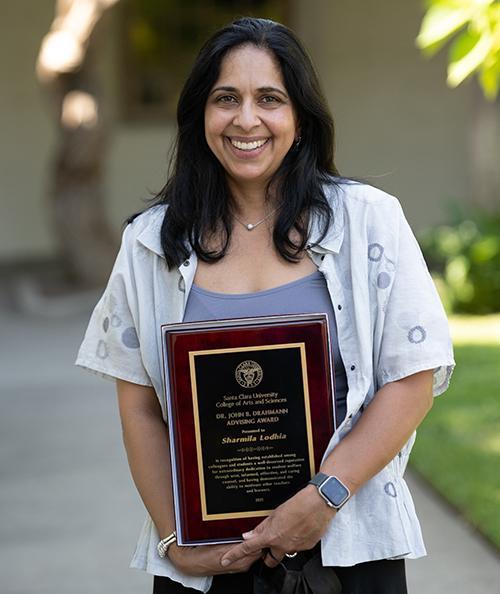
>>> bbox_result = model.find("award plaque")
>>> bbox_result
[161,313,336,545]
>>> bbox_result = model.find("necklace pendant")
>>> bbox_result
[247,223,254,230]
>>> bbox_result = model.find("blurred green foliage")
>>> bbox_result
[416,0,500,101]
[419,208,500,313]
[411,339,500,549]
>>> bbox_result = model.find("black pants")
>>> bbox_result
[153,558,408,594]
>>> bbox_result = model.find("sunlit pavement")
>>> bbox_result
[1,299,499,594]
[406,472,500,592]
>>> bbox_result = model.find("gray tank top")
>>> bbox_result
[183,270,348,424]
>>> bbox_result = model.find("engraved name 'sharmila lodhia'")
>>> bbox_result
[221,432,287,444]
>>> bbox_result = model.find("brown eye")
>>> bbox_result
[217,95,238,104]
[260,95,281,104]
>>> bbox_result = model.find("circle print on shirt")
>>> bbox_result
[235,360,263,388]
[408,325,427,344]
[368,243,384,262]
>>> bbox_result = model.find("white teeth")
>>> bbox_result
[230,138,268,151]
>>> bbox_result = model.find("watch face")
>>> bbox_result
[320,477,350,508]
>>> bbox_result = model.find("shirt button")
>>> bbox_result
[350,364,356,371]
[337,304,342,311]
[183,260,190,266]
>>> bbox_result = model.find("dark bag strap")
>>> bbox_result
[253,552,342,594]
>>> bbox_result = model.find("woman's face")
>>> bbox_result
[204,44,299,193]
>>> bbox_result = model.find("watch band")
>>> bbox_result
[309,472,329,488]
[308,472,350,510]
[157,531,177,558]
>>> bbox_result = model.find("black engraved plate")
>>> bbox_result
[189,343,314,520]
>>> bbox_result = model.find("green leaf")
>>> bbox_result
[416,4,472,53]
[471,236,500,263]
[449,28,481,61]
[479,62,500,99]
[423,0,482,11]
[437,226,466,256]
[445,254,470,287]
[448,29,493,85]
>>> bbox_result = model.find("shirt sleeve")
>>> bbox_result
[75,223,153,387]
[376,201,455,396]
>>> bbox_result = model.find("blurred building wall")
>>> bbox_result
[293,0,472,228]
[0,0,56,262]
[0,0,474,265]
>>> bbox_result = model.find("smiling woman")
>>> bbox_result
[76,16,455,594]
[154,16,337,278]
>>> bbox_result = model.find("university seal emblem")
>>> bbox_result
[235,360,263,388]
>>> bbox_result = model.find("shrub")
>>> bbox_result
[419,209,500,314]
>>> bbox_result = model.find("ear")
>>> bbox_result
[294,122,302,142]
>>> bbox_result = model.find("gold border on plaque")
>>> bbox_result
[188,343,315,521]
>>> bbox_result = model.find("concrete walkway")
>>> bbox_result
[1,298,499,593]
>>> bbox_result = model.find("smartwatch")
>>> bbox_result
[309,472,350,510]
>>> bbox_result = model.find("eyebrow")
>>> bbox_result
[210,85,288,98]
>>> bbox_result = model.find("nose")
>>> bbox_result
[232,100,260,130]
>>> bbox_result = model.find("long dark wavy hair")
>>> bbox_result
[134,17,343,270]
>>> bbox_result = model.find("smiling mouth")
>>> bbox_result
[228,138,270,151]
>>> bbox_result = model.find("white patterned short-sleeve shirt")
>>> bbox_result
[76,180,455,592]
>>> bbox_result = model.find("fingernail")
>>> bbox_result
[242,531,253,539]
[221,559,231,567]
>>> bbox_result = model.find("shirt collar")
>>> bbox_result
[136,184,345,261]
[307,184,344,254]
[136,205,166,258]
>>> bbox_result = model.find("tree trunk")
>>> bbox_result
[37,0,120,288]
[49,71,117,287]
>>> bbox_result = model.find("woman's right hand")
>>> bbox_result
[168,542,263,577]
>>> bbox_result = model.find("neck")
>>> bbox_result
[227,177,277,219]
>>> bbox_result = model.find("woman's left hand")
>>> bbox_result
[220,484,336,569]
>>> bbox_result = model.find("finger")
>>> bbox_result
[215,551,262,575]
[263,547,284,568]
[228,552,263,574]
[220,539,264,567]
[242,516,270,540]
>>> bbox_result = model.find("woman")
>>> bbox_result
[76,17,454,593]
